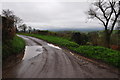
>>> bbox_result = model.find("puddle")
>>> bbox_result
[22,46,43,60]
[47,43,61,50]
[70,52,74,56]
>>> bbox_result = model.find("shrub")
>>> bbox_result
[71,32,88,45]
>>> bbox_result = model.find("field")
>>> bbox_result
[18,33,120,68]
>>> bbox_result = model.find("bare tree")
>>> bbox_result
[2,9,13,18]
[2,9,16,40]
[28,26,32,33]
[14,16,23,26]
[18,24,27,33]
[2,9,14,29]
[2,9,23,28]
[88,0,120,48]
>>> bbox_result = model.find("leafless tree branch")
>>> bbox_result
[87,0,120,47]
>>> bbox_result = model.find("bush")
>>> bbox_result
[2,17,16,41]
[71,32,88,45]
[87,32,99,46]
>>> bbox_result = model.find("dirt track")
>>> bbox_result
[3,35,119,78]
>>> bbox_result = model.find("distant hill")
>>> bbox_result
[48,28,104,32]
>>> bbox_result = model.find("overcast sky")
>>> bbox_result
[1,0,103,30]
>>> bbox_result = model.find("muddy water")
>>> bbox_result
[22,46,43,60]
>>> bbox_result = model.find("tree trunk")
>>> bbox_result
[105,32,111,48]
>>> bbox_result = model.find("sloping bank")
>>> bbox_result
[18,33,120,68]
[3,35,25,60]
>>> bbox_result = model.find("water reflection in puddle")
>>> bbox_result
[22,46,43,60]
[47,43,61,50]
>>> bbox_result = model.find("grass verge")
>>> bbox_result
[18,33,79,48]
[69,46,120,67]
[3,35,25,59]
[18,33,120,68]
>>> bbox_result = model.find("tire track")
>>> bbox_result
[4,35,119,78]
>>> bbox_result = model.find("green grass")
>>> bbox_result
[3,35,25,59]
[18,33,79,48]
[69,46,120,67]
[18,33,120,68]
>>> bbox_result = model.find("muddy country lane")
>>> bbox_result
[3,35,119,78]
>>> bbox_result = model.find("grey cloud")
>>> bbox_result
[2,2,101,30]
